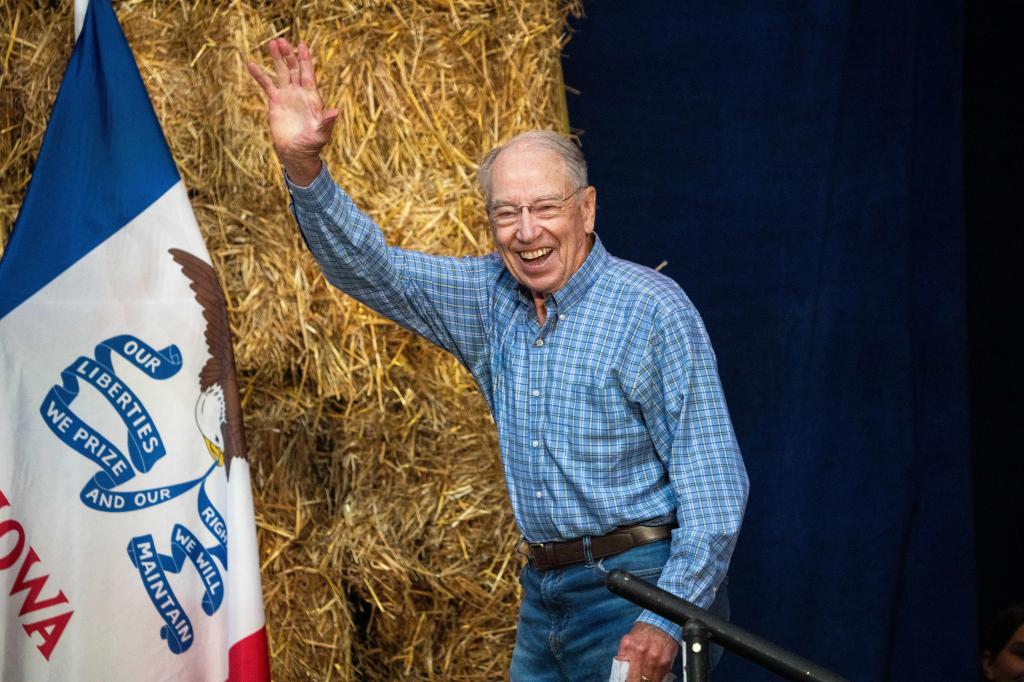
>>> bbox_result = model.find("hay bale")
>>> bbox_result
[1,0,581,679]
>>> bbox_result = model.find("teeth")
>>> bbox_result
[520,248,552,261]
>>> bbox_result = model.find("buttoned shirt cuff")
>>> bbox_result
[636,611,684,643]
[284,164,337,212]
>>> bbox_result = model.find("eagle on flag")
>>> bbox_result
[170,248,246,473]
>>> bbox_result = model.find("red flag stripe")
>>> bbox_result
[227,627,270,682]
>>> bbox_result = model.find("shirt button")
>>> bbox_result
[531,389,540,397]
[535,490,544,498]
[531,439,540,448]
[534,339,544,347]
[558,314,566,321]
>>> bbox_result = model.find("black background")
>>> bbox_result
[563,2,1021,679]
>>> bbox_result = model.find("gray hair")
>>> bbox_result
[477,130,588,205]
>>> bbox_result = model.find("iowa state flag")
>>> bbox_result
[0,0,271,679]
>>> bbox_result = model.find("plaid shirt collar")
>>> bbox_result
[514,234,609,317]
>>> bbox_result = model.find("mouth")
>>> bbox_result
[518,247,553,263]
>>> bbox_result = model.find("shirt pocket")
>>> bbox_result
[553,373,644,465]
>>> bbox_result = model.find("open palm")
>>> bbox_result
[247,38,338,184]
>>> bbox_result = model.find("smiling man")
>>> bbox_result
[249,38,748,682]
[482,139,596,324]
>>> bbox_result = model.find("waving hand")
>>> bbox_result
[247,38,338,185]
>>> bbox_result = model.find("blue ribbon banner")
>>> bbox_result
[39,333,229,654]
[126,535,195,654]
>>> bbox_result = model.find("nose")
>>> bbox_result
[515,207,540,243]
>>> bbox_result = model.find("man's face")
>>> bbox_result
[488,144,596,299]
[983,623,1024,682]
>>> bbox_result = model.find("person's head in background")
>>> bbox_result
[982,603,1024,682]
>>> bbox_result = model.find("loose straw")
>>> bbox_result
[0,1,582,679]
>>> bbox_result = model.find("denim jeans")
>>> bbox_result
[509,539,729,681]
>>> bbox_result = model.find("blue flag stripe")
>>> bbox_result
[0,0,180,321]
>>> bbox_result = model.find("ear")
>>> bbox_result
[582,185,597,234]
[981,650,996,679]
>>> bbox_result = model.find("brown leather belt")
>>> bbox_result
[523,522,676,571]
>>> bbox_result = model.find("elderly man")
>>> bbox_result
[248,38,748,682]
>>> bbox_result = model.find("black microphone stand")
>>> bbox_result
[605,570,850,682]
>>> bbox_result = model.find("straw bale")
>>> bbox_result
[1,0,581,679]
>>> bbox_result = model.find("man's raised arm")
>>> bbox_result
[245,38,494,370]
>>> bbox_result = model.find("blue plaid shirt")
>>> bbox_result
[288,168,748,640]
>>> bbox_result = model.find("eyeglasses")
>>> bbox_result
[488,186,585,228]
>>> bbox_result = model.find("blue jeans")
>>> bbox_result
[509,539,729,681]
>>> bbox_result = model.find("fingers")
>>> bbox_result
[617,624,678,682]
[297,42,317,90]
[281,41,301,87]
[252,37,326,104]
[269,38,291,87]
[245,61,277,98]
[321,107,340,131]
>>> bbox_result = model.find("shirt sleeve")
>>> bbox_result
[632,299,749,641]
[286,166,492,371]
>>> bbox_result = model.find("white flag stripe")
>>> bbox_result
[226,460,267,643]
[74,0,89,42]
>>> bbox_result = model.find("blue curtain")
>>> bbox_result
[563,2,974,679]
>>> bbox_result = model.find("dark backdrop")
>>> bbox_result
[562,2,1018,679]
[965,0,1024,655]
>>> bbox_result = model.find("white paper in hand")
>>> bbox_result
[608,658,676,682]
[609,659,629,682]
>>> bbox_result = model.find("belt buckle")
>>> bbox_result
[519,540,547,569]
[533,542,550,569]
[534,541,561,570]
